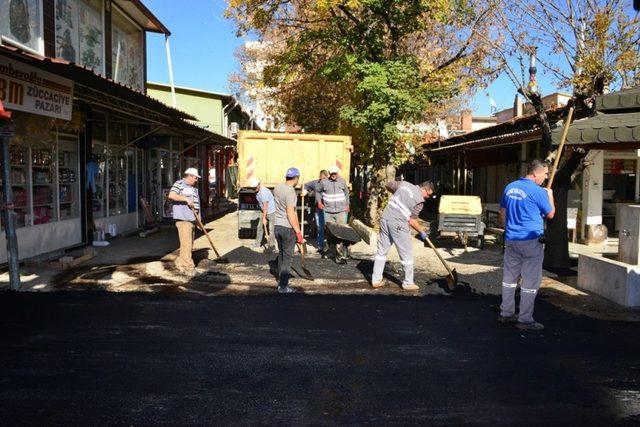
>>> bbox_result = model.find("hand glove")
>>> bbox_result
[419,231,428,241]
[317,202,325,210]
[301,189,308,197]
[296,232,304,244]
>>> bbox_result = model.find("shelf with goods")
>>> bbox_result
[0,145,30,229]
[31,148,57,226]
[58,136,80,221]
[90,143,107,219]
[107,151,127,216]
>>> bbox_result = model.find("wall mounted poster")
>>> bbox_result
[55,0,79,62]
[78,0,103,71]
[112,13,143,91]
[0,0,42,52]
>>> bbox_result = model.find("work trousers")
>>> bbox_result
[175,220,195,270]
[275,225,296,289]
[325,211,348,260]
[315,208,325,249]
[372,219,414,285]
[500,238,544,323]
[256,213,276,248]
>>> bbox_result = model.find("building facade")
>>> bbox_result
[0,0,233,263]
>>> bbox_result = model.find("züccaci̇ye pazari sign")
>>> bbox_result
[0,56,74,121]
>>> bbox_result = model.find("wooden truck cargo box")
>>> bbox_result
[237,131,353,187]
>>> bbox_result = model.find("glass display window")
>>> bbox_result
[126,149,136,213]
[0,142,30,229]
[30,137,58,225]
[90,141,106,219]
[107,145,126,216]
[58,134,79,220]
[0,0,44,54]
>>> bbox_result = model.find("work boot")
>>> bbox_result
[515,321,544,331]
[371,279,385,288]
[498,314,518,324]
[401,283,419,291]
[278,286,296,294]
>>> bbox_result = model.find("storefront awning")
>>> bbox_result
[0,45,236,146]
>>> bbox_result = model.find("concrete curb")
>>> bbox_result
[352,219,377,246]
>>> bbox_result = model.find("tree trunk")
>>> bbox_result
[543,151,586,274]
[366,164,396,227]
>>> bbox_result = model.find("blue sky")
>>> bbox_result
[144,0,564,116]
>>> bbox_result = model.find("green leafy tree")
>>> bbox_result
[228,0,501,223]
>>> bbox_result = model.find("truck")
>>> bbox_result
[236,131,353,239]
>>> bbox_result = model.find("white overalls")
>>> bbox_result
[372,182,423,286]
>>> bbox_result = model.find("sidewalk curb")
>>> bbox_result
[352,219,376,246]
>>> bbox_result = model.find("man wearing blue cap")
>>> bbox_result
[272,167,304,293]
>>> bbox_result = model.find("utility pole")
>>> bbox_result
[0,101,20,290]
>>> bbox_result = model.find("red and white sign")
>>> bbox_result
[0,56,74,120]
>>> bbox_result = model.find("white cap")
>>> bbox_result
[328,164,340,174]
[248,177,260,188]
[184,167,201,178]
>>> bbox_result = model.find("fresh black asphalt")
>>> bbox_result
[0,290,638,425]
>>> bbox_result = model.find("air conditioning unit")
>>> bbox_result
[229,122,239,136]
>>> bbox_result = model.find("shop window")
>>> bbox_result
[111,6,143,91]
[107,146,126,215]
[0,0,43,54]
[0,132,80,228]
[90,141,106,219]
[0,143,30,228]
[31,139,57,225]
[55,0,104,72]
[58,134,79,220]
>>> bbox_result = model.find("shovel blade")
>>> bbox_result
[446,268,458,290]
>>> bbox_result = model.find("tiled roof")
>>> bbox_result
[554,111,640,145]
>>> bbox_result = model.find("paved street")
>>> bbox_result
[0,291,638,425]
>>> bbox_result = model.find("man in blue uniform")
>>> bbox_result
[499,160,555,331]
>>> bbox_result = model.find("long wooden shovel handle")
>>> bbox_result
[547,106,574,189]
[190,206,222,259]
[424,236,455,277]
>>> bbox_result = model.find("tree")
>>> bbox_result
[227,0,502,224]
[491,0,639,272]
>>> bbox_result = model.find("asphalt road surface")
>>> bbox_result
[0,290,639,425]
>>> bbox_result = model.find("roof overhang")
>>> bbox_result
[552,111,640,148]
[0,45,236,146]
[112,0,171,35]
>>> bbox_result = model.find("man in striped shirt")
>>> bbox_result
[167,168,201,272]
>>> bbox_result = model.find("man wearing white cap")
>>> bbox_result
[316,164,350,263]
[249,177,276,250]
[167,168,201,272]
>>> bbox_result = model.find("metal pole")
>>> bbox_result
[1,135,21,290]
[165,35,177,108]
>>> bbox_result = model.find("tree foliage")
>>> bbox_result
[228,0,502,222]
[496,0,640,98]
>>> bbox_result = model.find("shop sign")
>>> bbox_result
[0,56,74,120]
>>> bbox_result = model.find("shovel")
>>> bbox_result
[424,235,458,290]
[189,206,229,264]
[262,219,274,253]
[297,187,314,280]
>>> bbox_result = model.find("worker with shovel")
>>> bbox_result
[273,167,304,294]
[371,180,434,291]
[249,177,276,251]
[167,168,201,273]
[499,160,555,331]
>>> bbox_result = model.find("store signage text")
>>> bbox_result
[0,57,74,120]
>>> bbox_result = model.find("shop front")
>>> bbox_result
[1,111,83,262]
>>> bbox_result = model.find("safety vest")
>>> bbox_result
[384,182,423,222]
